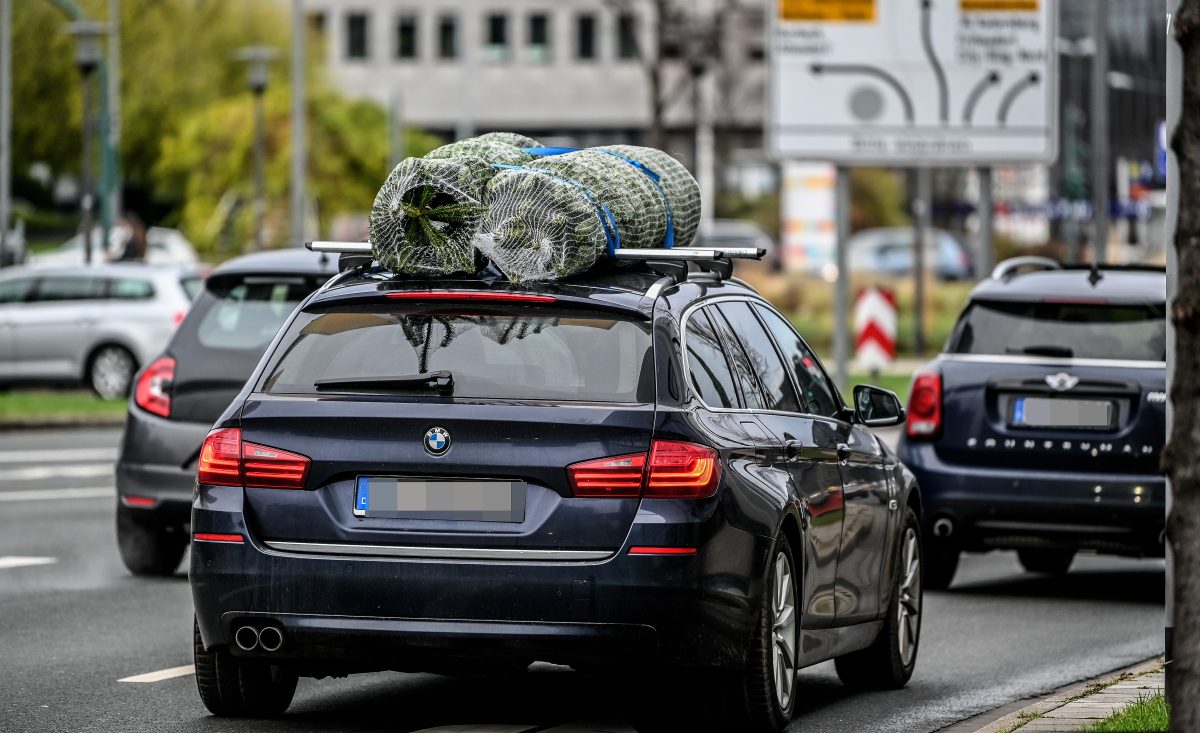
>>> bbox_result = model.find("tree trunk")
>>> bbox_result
[1166,2,1200,728]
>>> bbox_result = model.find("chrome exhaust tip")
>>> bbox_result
[234,625,260,652]
[932,517,954,539]
[257,626,284,653]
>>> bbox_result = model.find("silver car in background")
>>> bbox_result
[0,264,201,397]
[30,226,199,267]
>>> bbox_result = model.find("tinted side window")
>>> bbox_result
[33,277,106,302]
[685,309,739,409]
[706,305,766,410]
[716,301,801,413]
[755,304,841,418]
[111,278,155,300]
[0,278,32,304]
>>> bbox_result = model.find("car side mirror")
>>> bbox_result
[852,385,906,428]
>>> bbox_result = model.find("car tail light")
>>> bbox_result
[645,440,720,499]
[134,356,175,418]
[568,440,719,499]
[568,453,645,498]
[197,428,311,489]
[172,310,187,327]
[906,370,943,439]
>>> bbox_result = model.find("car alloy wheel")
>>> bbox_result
[771,549,798,709]
[91,346,135,399]
[897,526,921,668]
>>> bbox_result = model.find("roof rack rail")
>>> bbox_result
[991,256,1061,281]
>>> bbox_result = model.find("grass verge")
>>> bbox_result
[0,389,127,424]
[1086,693,1168,732]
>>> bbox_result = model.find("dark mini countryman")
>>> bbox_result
[899,259,1166,589]
[190,249,923,731]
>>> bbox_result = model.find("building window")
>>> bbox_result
[485,13,509,62]
[396,15,418,60]
[346,12,369,60]
[617,13,638,60]
[438,15,458,60]
[576,14,596,60]
[528,13,550,63]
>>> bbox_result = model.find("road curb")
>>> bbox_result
[0,417,125,432]
[963,657,1164,733]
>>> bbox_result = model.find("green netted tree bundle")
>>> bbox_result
[596,145,702,248]
[479,149,682,282]
[370,132,542,275]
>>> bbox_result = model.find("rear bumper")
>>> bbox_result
[115,407,209,524]
[191,485,769,672]
[900,441,1165,555]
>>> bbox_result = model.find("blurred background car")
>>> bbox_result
[848,227,974,281]
[0,263,200,398]
[31,225,199,267]
[114,248,337,576]
[694,218,774,255]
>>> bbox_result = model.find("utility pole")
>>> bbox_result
[913,168,931,355]
[107,0,121,226]
[389,90,405,168]
[1091,0,1109,265]
[977,166,993,278]
[455,12,474,140]
[0,0,10,269]
[237,47,277,252]
[67,21,106,266]
[1164,0,1180,697]
[290,0,306,246]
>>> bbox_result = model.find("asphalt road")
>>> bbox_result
[0,427,1164,733]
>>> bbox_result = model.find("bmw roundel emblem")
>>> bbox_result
[424,427,451,456]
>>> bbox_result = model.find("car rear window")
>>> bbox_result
[180,280,315,352]
[262,304,654,403]
[951,301,1166,362]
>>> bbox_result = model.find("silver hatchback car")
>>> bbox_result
[0,264,201,397]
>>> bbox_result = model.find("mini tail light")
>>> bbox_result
[171,310,187,327]
[567,440,720,499]
[906,370,943,439]
[134,356,175,418]
[197,428,310,490]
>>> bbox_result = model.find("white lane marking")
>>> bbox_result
[119,664,196,683]
[0,464,113,481]
[0,448,118,464]
[0,486,115,503]
[0,556,58,570]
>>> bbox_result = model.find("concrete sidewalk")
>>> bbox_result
[967,659,1164,733]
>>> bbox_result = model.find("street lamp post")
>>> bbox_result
[67,21,106,266]
[237,47,278,251]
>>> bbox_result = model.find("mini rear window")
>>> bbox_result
[195,280,313,350]
[951,301,1166,362]
[262,304,653,403]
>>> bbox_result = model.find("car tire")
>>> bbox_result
[1018,549,1075,575]
[115,505,187,577]
[88,344,136,399]
[194,618,298,718]
[721,532,799,733]
[922,538,959,591]
[835,507,922,690]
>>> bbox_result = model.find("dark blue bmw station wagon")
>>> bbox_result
[190,246,921,731]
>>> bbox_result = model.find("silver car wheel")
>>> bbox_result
[91,346,135,399]
[897,527,922,667]
[771,550,798,709]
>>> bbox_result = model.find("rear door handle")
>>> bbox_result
[836,443,852,463]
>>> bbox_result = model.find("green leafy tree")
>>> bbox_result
[155,88,440,256]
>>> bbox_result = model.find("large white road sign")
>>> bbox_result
[769,0,1057,165]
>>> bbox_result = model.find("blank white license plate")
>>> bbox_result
[354,477,526,522]
[1011,397,1113,429]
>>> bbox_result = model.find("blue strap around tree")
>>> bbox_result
[491,164,622,256]
[522,147,676,249]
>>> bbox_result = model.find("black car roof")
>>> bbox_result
[210,248,340,279]
[969,267,1165,305]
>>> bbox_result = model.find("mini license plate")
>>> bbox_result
[354,477,527,522]
[1010,397,1114,429]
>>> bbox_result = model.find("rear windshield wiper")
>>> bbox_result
[1007,345,1074,359]
[314,371,454,395]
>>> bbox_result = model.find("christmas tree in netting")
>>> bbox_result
[369,132,542,275]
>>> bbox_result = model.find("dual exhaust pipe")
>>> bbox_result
[932,517,955,539]
[234,624,284,653]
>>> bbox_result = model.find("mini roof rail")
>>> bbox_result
[990,256,1061,281]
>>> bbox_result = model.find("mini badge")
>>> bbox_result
[424,426,451,456]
